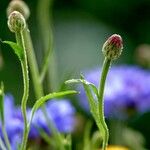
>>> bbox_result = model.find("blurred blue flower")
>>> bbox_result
[78,66,150,119]
[0,95,76,149]
[31,99,76,136]
[0,94,23,149]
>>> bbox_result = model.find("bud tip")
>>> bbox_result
[102,34,123,60]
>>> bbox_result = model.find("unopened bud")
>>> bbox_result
[7,0,30,20]
[8,11,26,32]
[102,34,123,60]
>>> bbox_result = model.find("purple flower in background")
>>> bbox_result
[31,99,76,136]
[78,66,150,119]
[0,94,23,149]
[0,95,76,149]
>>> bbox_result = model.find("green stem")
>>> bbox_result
[83,121,92,150]
[98,58,111,150]
[22,25,64,148]
[37,0,57,91]
[1,88,11,150]
[15,31,29,150]
[1,124,11,150]
[40,44,53,83]
[22,27,43,99]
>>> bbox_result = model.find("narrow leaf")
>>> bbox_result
[80,76,98,120]
[28,90,77,127]
[65,76,98,119]
[3,41,23,60]
[65,78,98,98]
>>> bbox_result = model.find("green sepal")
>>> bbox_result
[0,82,4,124]
[3,41,23,60]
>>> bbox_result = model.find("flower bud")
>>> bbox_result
[8,11,26,32]
[7,0,30,20]
[102,34,123,60]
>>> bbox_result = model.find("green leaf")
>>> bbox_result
[65,76,98,120]
[65,77,98,98]
[0,82,4,124]
[28,90,77,127]
[3,41,23,60]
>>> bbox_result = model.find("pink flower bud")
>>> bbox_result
[102,34,123,60]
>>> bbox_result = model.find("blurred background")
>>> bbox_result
[1,0,150,149]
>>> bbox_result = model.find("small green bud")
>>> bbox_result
[7,0,30,20]
[8,11,26,32]
[102,34,123,60]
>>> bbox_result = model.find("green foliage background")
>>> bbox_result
[1,0,150,149]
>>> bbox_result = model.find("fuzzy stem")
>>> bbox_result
[22,25,63,148]
[98,58,111,150]
[15,31,29,150]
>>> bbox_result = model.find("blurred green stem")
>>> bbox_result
[23,25,64,149]
[22,26,51,135]
[22,27,43,99]
[15,31,29,150]
[0,137,7,150]
[98,58,110,150]
[0,83,11,150]
[83,121,93,150]
[37,0,56,91]
[1,125,11,150]
[64,135,72,150]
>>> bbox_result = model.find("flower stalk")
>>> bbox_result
[7,0,67,149]
[65,34,123,150]
[98,34,123,149]
[15,28,29,150]
[7,11,29,150]
[98,58,110,150]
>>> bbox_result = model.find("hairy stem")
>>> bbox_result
[22,25,63,148]
[15,31,29,150]
[98,58,110,150]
